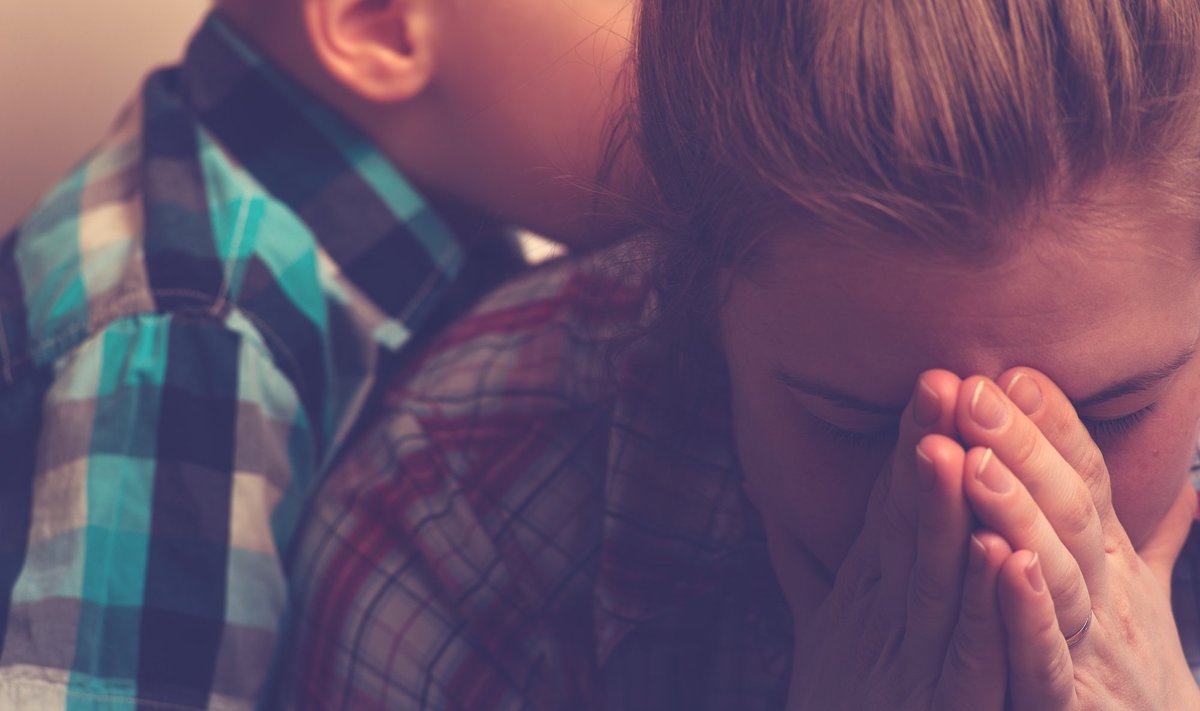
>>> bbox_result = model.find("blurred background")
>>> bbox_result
[0,0,208,229]
[0,1,562,260]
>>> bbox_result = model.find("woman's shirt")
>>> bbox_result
[282,246,1200,709]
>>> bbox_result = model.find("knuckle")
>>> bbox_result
[1007,428,1041,473]
[958,592,993,630]
[1111,595,1139,646]
[1033,606,1061,640]
[1075,444,1108,486]
[909,565,951,612]
[1048,566,1089,615]
[1058,486,1097,540]
[1010,498,1042,537]
[1103,530,1128,557]
[833,551,878,607]
[945,631,988,679]
[1045,402,1077,443]
[1094,492,1117,528]
[1030,643,1073,690]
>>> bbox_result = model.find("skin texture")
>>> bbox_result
[218,0,636,244]
[721,195,1200,706]
[410,0,637,242]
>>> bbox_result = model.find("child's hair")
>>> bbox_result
[635,0,1200,279]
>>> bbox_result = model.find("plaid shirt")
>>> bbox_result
[285,246,1200,710]
[0,13,518,710]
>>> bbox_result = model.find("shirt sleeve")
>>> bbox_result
[0,311,317,710]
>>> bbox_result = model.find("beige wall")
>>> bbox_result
[0,1,209,229]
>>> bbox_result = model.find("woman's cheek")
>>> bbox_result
[731,392,892,571]
[1103,419,1198,548]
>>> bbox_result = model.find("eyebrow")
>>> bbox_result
[773,343,1198,415]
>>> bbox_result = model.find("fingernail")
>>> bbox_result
[969,534,987,573]
[915,445,937,492]
[974,448,1011,494]
[1005,373,1042,416]
[913,381,940,428]
[970,380,1009,430]
[1025,553,1045,594]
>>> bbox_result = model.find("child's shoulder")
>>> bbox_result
[384,240,658,414]
[0,104,151,380]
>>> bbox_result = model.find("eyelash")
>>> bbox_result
[811,417,897,447]
[812,404,1155,446]
[1081,404,1155,441]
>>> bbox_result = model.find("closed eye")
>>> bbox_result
[809,415,898,447]
[1081,404,1154,442]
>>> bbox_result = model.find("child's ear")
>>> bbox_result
[303,0,437,103]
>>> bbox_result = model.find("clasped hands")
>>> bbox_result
[779,368,1200,710]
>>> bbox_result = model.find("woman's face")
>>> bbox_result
[719,205,1200,578]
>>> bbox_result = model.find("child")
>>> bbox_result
[286,0,1200,707]
[0,0,634,708]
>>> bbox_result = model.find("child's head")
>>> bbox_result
[635,0,1200,572]
[216,0,636,243]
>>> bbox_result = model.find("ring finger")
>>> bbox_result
[998,550,1077,711]
[962,445,1093,640]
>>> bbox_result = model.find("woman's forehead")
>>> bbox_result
[724,219,1200,400]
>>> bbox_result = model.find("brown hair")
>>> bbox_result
[633,0,1200,338]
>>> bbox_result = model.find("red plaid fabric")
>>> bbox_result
[283,247,1200,709]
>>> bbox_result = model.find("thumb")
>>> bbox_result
[1137,479,1197,590]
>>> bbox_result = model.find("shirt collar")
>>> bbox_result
[132,11,517,462]
[167,11,492,336]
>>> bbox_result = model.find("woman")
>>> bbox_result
[285,0,1200,707]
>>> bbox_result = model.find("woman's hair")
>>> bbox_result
[634,0,1200,295]
[622,0,1200,421]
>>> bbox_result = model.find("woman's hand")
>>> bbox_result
[955,370,1200,710]
[761,370,1012,710]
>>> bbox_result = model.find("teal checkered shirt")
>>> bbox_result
[0,12,520,709]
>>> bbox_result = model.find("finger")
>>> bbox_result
[890,369,964,514]
[903,434,971,671]
[877,370,962,614]
[998,551,1077,711]
[994,369,1119,542]
[825,444,907,618]
[1138,479,1198,591]
[956,376,1108,599]
[795,367,962,631]
[963,445,1093,640]
[932,530,1011,711]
